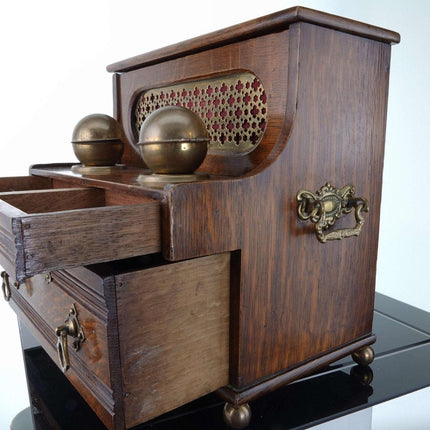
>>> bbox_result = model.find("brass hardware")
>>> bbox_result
[71,114,125,166]
[223,403,252,429]
[134,72,268,155]
[137,172,210,187]
[297,183,369,243]
[71,164,126,175]
[352,346,375,366]
[72,113,125,143]
[72,140,124,167]
[55,304,85,373]
[138,106,210,175]
[1,271,11,302]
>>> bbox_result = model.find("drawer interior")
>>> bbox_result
[0,176,161,283]
[0,175,52,192]
[0,188,106,214]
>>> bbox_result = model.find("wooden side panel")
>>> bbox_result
[116,253,230,428]
[164,23,392,388]
[247,22,390,381]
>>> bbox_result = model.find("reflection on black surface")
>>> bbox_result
[138,369,375,429]
[349,365,374,386]
[375,293,430,336]
[25,347,105,430]
[23,294,430,430]
[25,347,375,430]
[239,370,373,430]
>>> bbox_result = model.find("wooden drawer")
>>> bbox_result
[0,176,160,283]
[115,252,231,428]
[8,252,230,429]
[9,270,116,428]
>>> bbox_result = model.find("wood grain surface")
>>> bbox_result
[113,30,289,175]
[107,6,399,73]
[0,175,52,191]
[0,187,105,213]
[116,253,230,427]
[0,187,160,282]
[0,7,399,424]
[19,202,160,281]
[9,271,117,429]
[162,22,392,388]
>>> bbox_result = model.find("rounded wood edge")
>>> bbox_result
[106,7,399,73]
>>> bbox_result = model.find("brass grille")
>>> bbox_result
[133,72,268,155]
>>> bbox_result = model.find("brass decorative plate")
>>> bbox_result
[296,183,369,243]
[133,72,268,155]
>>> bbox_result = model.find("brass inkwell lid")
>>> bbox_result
[137,106,210,185]
[71,113,126,174]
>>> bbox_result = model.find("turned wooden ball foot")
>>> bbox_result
[223,402,251,429]
[351,346,375,366]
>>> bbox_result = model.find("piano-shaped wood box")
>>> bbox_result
[0,7,399,429]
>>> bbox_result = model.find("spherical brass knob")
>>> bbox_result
[223,403,251,429]
[138,106,210,174]
[72,113,125,142]
[71,114,125,166]
[351,346,375,366]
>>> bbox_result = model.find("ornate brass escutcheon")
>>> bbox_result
[55,304,85,372]
[296,183,369,243]
[1,271,11,302]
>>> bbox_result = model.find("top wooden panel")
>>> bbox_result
[107,6,400,73]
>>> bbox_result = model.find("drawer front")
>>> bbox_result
[8,271,117,429]
[116,252,231,428]
[0,176,160,283]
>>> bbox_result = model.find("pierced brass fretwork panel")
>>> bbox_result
[133,72,268,155]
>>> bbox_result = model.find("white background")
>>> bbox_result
[0,0,429,427]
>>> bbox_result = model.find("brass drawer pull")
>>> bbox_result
[297,183,369,243]
[55,304,85,372]
[1,271,11,302]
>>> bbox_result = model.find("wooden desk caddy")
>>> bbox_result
[0,7,399,429]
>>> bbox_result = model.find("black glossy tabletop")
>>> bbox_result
[25,293,430,429]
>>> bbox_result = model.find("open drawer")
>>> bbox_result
[0,176,160,283]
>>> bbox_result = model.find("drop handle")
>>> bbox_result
[296,183,369,243]
[55,304,85,372]
[1,271,11,302]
